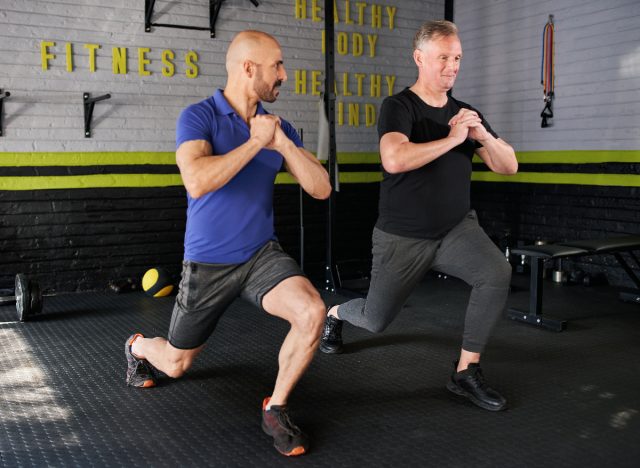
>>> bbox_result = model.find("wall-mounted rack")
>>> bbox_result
[83,92,111,138]
[0,89,10,137]
[145,0,259,39]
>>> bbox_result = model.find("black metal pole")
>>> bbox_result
[324,0,338,292]
[444,0,454,21]
[298,128,305,272]
[445,0,454,98]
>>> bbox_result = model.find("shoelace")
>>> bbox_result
[132,359,152,377]
[276,409,302,436]
[467,368,486,389]
[324,318,341,340]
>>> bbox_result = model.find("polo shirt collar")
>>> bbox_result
[213,89,267,117]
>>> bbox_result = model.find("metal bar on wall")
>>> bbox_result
[0,89,10,137]
[144,0,257,38]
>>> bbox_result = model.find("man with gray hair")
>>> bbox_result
[320,20,518,412]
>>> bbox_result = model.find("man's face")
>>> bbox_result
[253,44,287,103]
[416,35,462,92]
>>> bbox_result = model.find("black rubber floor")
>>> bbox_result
[1,275,639,467]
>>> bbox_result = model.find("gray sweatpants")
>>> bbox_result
[337,210,511,353]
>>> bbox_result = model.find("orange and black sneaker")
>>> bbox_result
[261,397,309,456]
[125,333,157,388]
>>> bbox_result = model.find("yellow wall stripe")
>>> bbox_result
[0,152,176,167]
[471,171,640,187]
[0,151,383,167]
[336,152,380,164]
[0,174,183,190]
[4,171,636,191]
[473,150,640,164]
[340,150,640,165]
[1,172,638,190]
[275,173,296,184]
[1,150,638,167]
[0,152,375,166]
[339,150,640,165]
[279,172,384,184]
[0,150,638,189]
[0,172,385,190]
[276,172,383,184]
[338,172,383,183]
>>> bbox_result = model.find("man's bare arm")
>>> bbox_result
[176,115,277,198]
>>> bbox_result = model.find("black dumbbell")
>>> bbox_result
[0,274,44,322]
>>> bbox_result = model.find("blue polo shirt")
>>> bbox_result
[176,89,303,264]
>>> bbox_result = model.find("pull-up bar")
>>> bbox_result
[145,0,259,39]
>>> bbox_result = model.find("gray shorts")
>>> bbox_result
[167,240,304,349]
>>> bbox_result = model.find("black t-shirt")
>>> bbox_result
[375,87,498,239]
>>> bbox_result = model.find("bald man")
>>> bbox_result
[124,30,331,457]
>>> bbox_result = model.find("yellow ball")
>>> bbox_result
[142,267,174,297]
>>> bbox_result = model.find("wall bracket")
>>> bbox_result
[145,0,259,39]
[0,89,10,137]
[83,92,111,138]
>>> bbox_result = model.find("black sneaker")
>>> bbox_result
[446,361,507,412]
[319,313,343,354]
[125,333,157,388]
[261,397,309,456]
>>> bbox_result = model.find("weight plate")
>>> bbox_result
[29,281,43,316]
[15,273,30,322]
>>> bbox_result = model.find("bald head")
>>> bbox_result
[224,30,287,104]
[226,30,280,73]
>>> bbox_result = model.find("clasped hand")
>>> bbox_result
[249,114,289,151]
[448,108,489,142]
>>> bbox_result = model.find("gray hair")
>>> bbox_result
[413,20,458,50]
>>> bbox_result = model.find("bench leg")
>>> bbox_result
[614,252,640,305]
[613,252,640,289]
[507,257,567,331]
[619,290,640,304]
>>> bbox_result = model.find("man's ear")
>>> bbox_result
[243,60,254,78]
[412,49,422,68]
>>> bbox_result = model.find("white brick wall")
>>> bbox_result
[453,0,640,151]
[0,0,443,154]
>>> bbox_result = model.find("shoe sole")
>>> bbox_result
[319,342,343,354]
[446,381,506,412]
[261,422,307,456]
[126,377,156,388]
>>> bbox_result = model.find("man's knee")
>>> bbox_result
[290,294,326,339]
[492,260,512,287]
[341,298,396,333]
[475,258,512,289]
[363,317,391,334]
[359,303,395,333]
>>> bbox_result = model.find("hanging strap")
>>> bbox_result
[541,15,555,128]
[541,20,554,96]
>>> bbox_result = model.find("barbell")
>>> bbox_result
[0,274,44,321]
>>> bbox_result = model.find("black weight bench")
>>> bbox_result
[508,235,640,331]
